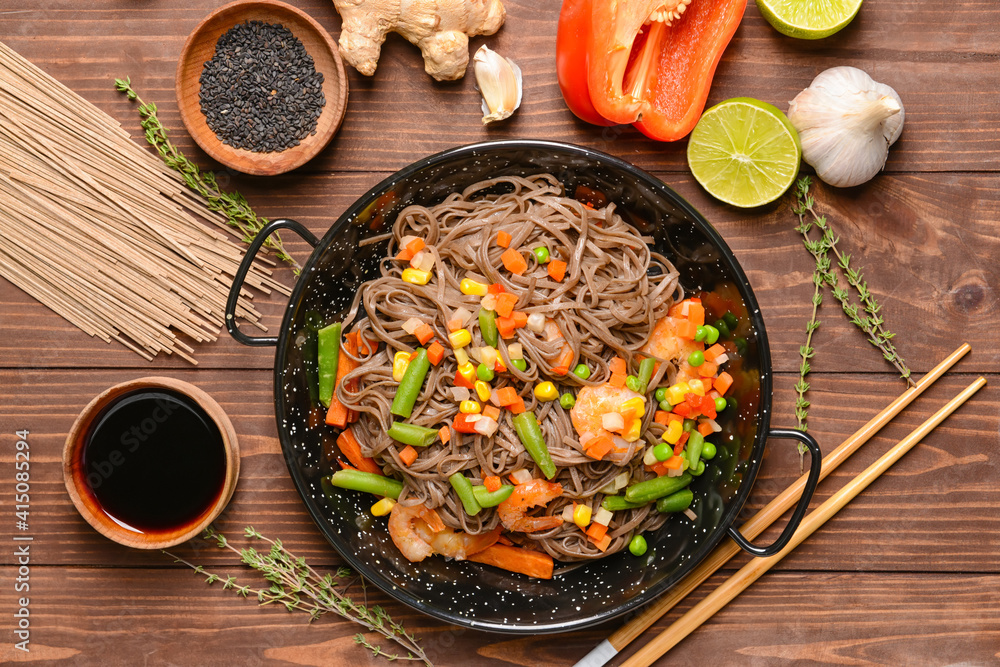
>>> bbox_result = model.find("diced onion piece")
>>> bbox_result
[507,342,524,360]
[474,416,499,436]
[467,346,482,363]
[526,312,546,333]
[613,472,630,491]
[451,387,471,402]
[453,307,473,327]
[409,250,425,269]
[481,294,497,311]
[489,389,502,407]
[511,469,532,485]
[598,481,618,495]
[400,235,419,249]
[593,507,613,526]
[602,412,625,432]
[579,431,596,447]
[704,418,722,433]
[683,508,698,521]
[714,353,729,365]
[667,466,684,477]
[418,251,435,272]
[643,447,658,466]
[680,301,690,316]
[612,436,630,451]
[402,317,423,335]
[465,414,482,423]
[561,504,575,523]
[481,347,499,369]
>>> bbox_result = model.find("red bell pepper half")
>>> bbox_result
[556,0,747,141]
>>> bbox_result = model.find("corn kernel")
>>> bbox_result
[664,419,683,445]
[454,346,470,367]
[619,397,646,419]
[573,503,592,529]
[667,381,691,405]
[458,362,476,384]
[689,379,706,397]
[449,328,472,349]
[460,278,488,296]
[474,380,492,403]
[460,400,481,414]
[401,268,431,285]
[533,381,559,402]
[371,497,396,517]
[622,418,643,442]
[392,351,411,382]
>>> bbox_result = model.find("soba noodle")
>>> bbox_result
[339,174,683,561]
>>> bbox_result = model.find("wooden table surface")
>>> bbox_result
[2,1,999,665]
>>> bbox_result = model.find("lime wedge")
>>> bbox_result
[757,0,864,40]
[686,97,801,208]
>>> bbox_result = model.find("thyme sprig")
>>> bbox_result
[793,177,913,385]
[167,526,431,666]
[114,77,299,272]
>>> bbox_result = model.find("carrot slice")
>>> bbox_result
[676,320,697,340]
[609,356,627,376]
[715,372,733,395]
[483,405,501,421]
[653,410,670,425]
[547,260,567,282]
[399,445,418,467]
[426,341,445,366]
[406,238,425,254]
[508,396,526,414]
[511,311,528,328]
[494,292,518,317]
[496,316,516,339]
[704,344,726,362]
[501,248,528,275]
[589,533,612,552]
[488,282,505,295]
[688,302,705,327]
[698,422,714,437]
[325,335,360,429]
[496,387,519,406]
[439,426,452,444]
[467,543,554,579]
[585,436,614,459]
[697,361,719,377]
[553,344,574,370]
[336,428,382,475]
[447,318,463,332]
[484,475,502,492]
[414,324,435,345]
[585,522,608,541]
[610,372,626,388]
[496,230,512,248]
[396,247,414,261]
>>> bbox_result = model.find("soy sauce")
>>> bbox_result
[81,389,226,533]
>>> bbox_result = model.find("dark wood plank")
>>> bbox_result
[0,1,997,176]
[1,567,996,665]
[3,368,995,572]
[1,173,997,374]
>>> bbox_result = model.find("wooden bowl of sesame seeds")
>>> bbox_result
[176,0,348,176]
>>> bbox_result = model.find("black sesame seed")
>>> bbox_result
[199,20,325,154]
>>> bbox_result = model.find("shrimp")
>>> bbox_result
[388,502,500,562]
[497,479,564,532]
[570,382,643,440]
[641,316,703,381]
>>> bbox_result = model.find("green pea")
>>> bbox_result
[477,363,495,382]
[628,534,648,556]
[532,246,550,264]
[625,375,642,393]
[690,460,706,476]
[735,338,748,357]
[573,363,591,380]
[694,326,707,342]
[703,325,720,345]
[701,442,717,460]
[653,442,671,462]
[511,358,527,372]
[714,319,731,338]
[723,312,738,331]
[682,419,695,433]
[687,350,705,367]
[654,387,667,403]
[659,398,672,412]
[714,397,728,412]
[559,392,576,409]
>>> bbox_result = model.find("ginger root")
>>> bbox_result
[333,0,506,81]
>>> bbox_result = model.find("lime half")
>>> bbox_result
[757,0,864,39]
[686,97,801,208]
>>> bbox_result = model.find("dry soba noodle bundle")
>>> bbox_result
[330,173,714,567]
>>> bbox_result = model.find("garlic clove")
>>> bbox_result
[788,66,905,188]
[473,45,522,125]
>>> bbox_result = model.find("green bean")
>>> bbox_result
[656,489,694,513]
[637,357,656,393]
[601,495,648,511]
[512,411,557,479]
[472,484,514,507]
[387,422,439,448]
[449,473,482,516]
[317,322,342,408]
[479,308,498,348]
[329,470,402,499]
[390,347,430,418]
[624,473,693,504]
[686,431,705,469]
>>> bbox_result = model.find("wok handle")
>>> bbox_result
[225,218,318,347]
[727,428,822,558]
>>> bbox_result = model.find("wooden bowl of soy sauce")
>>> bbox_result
[63,377,239,549]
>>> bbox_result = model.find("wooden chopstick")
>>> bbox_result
[620,375,987,667]
[572,343,971,667]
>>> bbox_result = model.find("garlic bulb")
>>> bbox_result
[788,66,904,188]
[473,45,522,125]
